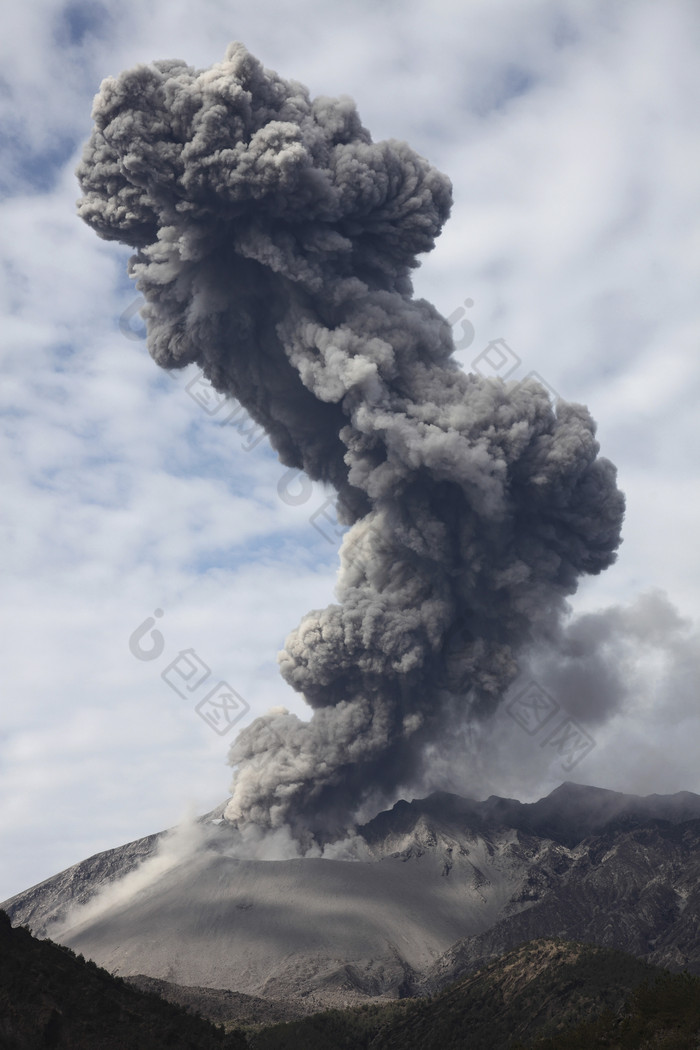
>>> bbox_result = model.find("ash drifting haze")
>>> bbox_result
[77,43,624,839]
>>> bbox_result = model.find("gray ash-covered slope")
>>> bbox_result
[1,798,227,939]
[2,829,161,941]
[3,783,700,1004]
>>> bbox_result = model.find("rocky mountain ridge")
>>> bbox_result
[3,782,700,1005]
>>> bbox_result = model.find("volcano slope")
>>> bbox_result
[4,783,700,1007]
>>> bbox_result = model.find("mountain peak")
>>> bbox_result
[359,781,700,853]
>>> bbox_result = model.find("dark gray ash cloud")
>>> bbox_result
[527,589,700,727]
[77,42,625,836]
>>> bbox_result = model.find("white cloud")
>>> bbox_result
[1,0,699,900]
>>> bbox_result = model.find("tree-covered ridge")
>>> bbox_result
[243,939,673,1049]
[516,970,700,1048]
[3,912,699,1049]
[0,910,246,1049]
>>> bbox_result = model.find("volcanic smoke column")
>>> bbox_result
[77,43,624,834]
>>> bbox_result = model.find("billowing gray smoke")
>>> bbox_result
[77,43,624,836]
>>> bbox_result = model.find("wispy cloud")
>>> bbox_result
[1,0,699,899]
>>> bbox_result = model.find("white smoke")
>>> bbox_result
[48,811,213,938]
[49,808,375,936]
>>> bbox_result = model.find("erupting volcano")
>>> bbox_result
[76,42,624,840]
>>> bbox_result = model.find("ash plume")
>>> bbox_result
[77,43,624,837]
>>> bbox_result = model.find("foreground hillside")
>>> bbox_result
[514,971,700,1049]
[242,939,670,1049]
[3,917,699,1049]
[240,941,700,1049]
[0,910,246,1049]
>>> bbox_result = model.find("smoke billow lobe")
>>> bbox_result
[77,43,625,835]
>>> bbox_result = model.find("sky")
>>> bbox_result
[1,0,699,902]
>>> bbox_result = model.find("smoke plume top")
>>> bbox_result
[77,43,624,838]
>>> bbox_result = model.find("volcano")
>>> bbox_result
[4,782,700,1009]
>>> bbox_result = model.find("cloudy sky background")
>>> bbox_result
[1,0,699,901]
